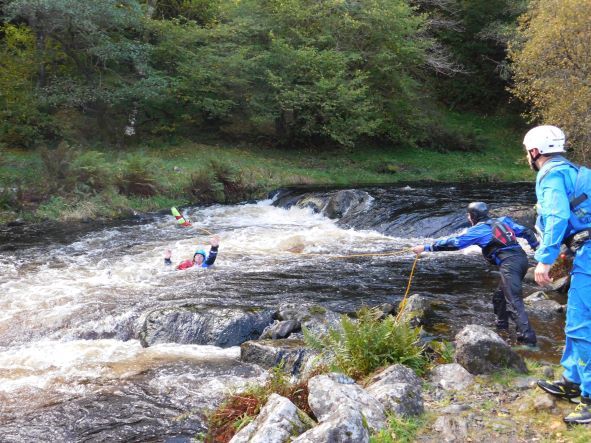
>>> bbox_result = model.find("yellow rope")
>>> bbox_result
[291,247,414,259]
[395,254,420,322]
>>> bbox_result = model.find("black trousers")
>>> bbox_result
[492,249,537,344]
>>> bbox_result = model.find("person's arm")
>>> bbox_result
[504,217,539,250]
[164,249,172,266]
[413,225,488,254]
[534,172,570,265]
[204,235,220,266]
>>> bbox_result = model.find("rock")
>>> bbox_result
[138,306,274,348]
[240,339,318,376]
[524,291,549,303]
[454,325,527,374]
[513,376,538,390]
[524,266,536,283]
[292,404,369,443]
[525,299,565,319]
[229,394,313,443]
[273,189,372,221]
[542,366,554,379]
[307,373,386,433]
[430,363,474,391]
[433,415,469,442]
[549,276,570,294]
[533,393,556,411]
[366,382,423,418]
[276,303,341,338]
[440,404,471,414]
[259,320,301,340]
[367,364,421,386]
[397,294,432,326]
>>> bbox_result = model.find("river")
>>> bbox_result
[0,183,565,441]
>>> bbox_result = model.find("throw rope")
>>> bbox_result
[395,254,420,322]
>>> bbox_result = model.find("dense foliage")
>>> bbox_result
[509,0,591,160]
[0,0,530,150]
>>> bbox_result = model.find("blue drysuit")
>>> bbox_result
[535,156,591,396]
[424,217,539,344]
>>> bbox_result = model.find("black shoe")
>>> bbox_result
[538,377,581,400]
[564,397,591,425]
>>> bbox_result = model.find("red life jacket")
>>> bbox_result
[176,259,195,270]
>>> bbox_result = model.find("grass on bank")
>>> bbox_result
[0,112,533,224]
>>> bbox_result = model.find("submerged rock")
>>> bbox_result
[240,339,319,376]
[138,306,274,348]
[229,393,313,443]
[454,325,527,374]
[307,373,386,433]
[273,189,372,220]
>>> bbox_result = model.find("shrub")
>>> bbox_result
[188,169,224,204]
[304,306,427,379]
[69,150,114,193]
[40,142,76,191]
[117,153,159,196]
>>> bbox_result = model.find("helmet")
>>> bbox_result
[193,249,206,260]
[523,125,565,154]
[467,202,489,223]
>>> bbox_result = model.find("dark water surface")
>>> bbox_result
[0,182,564,441]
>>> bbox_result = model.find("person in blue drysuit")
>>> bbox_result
[526,126,591,425]
[412,201,539,346]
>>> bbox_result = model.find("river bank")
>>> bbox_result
[0,113,533,225]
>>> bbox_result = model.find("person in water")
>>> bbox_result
[165,235,220,270]
[411,202,539,347]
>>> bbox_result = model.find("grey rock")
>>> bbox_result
[273,189,372,221]
[549,276,570,293]
[433,416,469,442]
[397,294,432,326]
[533,393,556,411]
[259,320,301,340]
[440,404,471,414]
[367,364,421,387]
[524,266,536,283]
[542,366,554,379]
[292,405,369,443]
[513,376,538,390]
[240,339,318,376]
[138,306,274,348]
[276,303,341,338]
[229,394,313,443]
[430,363,474,391]
[524,291,549,303]
[454,325,527,374]
[307,373,386,433]
[525,299,565,319]
[366,382,423,417]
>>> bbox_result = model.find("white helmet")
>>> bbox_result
[523,125,566,154]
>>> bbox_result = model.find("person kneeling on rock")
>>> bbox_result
[411,202,539,347]
[165,235,220,270]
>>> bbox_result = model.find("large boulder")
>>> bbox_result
[454,325,527,374]
[259,320,301,340]
[138,306,274,348]
[292,404,369,443]
[429,363,474,391]
[307,373,386,433]
[366,364,423,417]
[525,299,565,320]
[229,394,314,443]
[240,339,319,376]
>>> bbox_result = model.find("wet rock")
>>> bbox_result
[525,299,565,319]
[524,267,536,283]
[430,363,474,391]
[433,415,469,442]
[307,373,386,433]
[138,306,274,348]
[273,189,372,220]
[229,393,313,443]
[240,339,318,376]
[397,294,432,326]
[259,320,301,340]
[524,291,548,303]
[292,404,369,443]
[549,276,570,294]
[454,325,527,374]
[276,303,341,338]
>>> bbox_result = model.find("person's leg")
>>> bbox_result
[492,284,509,330]
[499,254,536,345]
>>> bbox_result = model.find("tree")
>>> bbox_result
[509,0,591,159]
